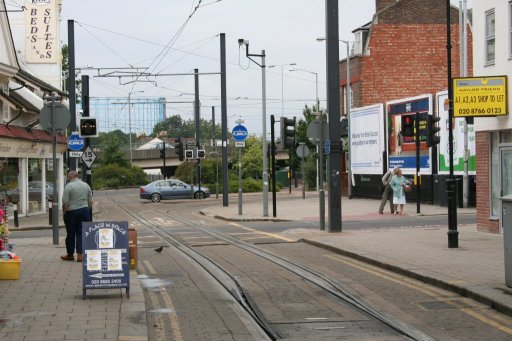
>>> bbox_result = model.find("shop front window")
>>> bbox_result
[0,158,19,205]
[28,159,44,214]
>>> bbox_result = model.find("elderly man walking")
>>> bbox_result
[61,171,93,262]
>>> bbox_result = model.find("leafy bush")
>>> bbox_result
[92,164,148,190]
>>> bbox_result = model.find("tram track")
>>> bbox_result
[104,192,435,341]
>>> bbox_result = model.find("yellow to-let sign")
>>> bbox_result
[453,76,508,117]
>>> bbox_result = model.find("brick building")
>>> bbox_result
[340,0,474,200]
[340,0,472,115]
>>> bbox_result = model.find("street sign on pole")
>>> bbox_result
[68,132,85,151]
[232,124,249,142]
[81,146,96,169]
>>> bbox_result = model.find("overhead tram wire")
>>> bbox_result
[76,22,135,68]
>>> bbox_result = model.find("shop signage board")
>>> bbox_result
[82,221,130,300]
[453,76,508,117]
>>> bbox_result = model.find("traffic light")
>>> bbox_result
[185,149,194,159]
[79,118,98,137]
[197,149,206,158]
[280,116,296,149]
[401,114,415,137]
[175,137,184,161]
[427,114,441,147]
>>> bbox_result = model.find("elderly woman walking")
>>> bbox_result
[390,167,410,215]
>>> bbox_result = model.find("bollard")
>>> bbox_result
[48,200,53,225]
[13,202,19,227]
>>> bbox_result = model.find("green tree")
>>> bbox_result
[97,130,129,167]
[240,136,262,179]
[294,104,326,188]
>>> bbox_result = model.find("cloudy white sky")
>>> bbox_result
[9,0,471,137]
[57,0,379,137]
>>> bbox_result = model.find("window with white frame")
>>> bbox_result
[485,9,495,64]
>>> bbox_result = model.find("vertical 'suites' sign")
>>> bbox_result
[82,221,130,299]
[24,0,58,63]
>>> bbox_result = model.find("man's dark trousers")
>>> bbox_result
[64,207,91,255]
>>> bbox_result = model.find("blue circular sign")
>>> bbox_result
[232,124,248,142]
[68,133,85,151]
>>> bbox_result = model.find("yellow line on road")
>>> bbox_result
[228,222,294,242]
[326,254,512,335]
[141,260,184,341]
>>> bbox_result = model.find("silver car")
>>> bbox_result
[139,179,210,202]
[5,181,55,203]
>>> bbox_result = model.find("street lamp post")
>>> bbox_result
[339,40,352,198]
[290,67,320,190]
[317,37,352,198]
[239,39,269,217]
[268,63,296,117]
[289,67,319,109]
[128,90,144,166]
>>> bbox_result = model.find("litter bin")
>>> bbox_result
[128,228,138,270]
[500,195,512,288]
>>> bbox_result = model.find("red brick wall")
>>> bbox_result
[358,24,466,107]
[475,131,500,233]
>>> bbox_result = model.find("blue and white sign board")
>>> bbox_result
[82,221,130,299]
[232,124,248,142]
[68,132,85,151]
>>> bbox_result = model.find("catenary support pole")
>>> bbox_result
[220,33,229,206]
[68,20,76,171]
[194,69,201,195]
[325,0,342,232]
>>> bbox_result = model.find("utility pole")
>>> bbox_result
[220,33,229,207]
[325,0,342,232]
[239,40,269,217]
[67,20,76,171]
[194,69,201,194]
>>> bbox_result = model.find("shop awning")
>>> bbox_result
[0,124,67,144]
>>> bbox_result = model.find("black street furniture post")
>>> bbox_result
[271,115,277,218]
[446,0,458,247]
[415,112,421,214]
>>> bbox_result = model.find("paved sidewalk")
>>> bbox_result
[0,212,147,341]
[201,191,512,317]
[2,190,510,341]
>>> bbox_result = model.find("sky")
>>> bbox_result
[8,0,471,138]
[55,0,379,138]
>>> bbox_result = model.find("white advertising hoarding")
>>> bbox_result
[350,104,384,174]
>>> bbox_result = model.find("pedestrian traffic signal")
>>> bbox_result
[280,116,296,149]
[197,149,206,158]
[185,149,193,159]
[401,114,415,137]
[174,137,184,161]
[79,118,98,137]
[427,114,441,147]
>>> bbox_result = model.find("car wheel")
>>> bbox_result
[150,193,161,202]
[194,191,205,199]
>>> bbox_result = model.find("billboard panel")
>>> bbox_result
[437,91,476,174]
[386,94,432,175]
[350,104,384,174]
